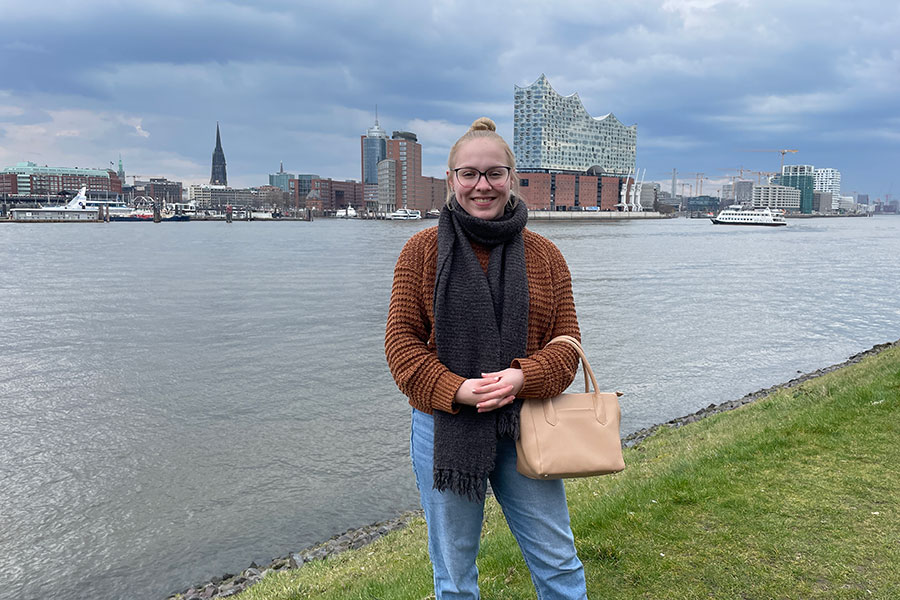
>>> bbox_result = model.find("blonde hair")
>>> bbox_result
[446,117,520,206]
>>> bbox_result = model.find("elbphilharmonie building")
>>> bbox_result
[514,74,636,175]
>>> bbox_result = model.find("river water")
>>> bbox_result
[1,216,898,600]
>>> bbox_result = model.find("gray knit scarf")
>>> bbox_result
[432,196,529,501]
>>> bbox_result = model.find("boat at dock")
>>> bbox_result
[424,209,441,219]
[388,208,422,220]
[335,206,358,218]
[9,187,99,221]
[711,205,787,226]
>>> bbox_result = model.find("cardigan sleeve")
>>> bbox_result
[511,240,581,399]
[385,233,464,414]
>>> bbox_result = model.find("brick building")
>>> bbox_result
[1,161,122,195]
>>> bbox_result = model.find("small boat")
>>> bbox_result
[335,206,358,218]
[711,205,787,226]
[425,209,441,219]
[388,208,422,220]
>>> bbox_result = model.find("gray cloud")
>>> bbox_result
[0,0,897,195]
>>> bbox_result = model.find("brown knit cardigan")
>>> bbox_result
[385,226,581,414]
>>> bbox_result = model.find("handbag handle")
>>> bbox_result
[543,335,616,426]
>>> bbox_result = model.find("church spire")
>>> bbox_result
[210,122,228,186]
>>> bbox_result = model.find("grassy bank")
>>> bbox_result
[234,344,900,599]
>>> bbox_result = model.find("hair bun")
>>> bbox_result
[469,117,496,132]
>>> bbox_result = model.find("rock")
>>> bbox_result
[199,584,217,600]
[289,553,305,569]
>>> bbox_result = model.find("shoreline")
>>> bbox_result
[167,338,899,600]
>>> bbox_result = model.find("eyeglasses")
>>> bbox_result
[452,166,511,188]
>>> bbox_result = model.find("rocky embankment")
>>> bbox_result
[168,511,422,599]
[167,339,898,600]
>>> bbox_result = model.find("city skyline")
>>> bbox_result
[1,0,898,200]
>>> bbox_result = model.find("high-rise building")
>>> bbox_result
[377,159,397,214]
[386,131,422,211]
[269,162,295,193]
[361,117,388,208]
[814,167,841,199]
[210,123,228,186]
[514,74,636,175]
[775,165,815,213]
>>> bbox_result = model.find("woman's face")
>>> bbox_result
[448,138,512,221]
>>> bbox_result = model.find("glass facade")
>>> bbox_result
[514,74,636,175]
[362,122,387,185]
[776,165,815,214]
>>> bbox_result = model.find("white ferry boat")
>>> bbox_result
[335,206,357,218]
[388,208,422,220]
[711,205,787,226]
[10,187,99,221]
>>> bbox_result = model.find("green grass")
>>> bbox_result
[232,345,900,599]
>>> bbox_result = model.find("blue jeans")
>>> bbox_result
[410,408,587,599]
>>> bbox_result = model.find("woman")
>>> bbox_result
[385,117,587,599]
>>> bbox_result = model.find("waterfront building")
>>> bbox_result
[288,174,319,208]
[387,131,421,211]
[256,185,288,209]
[0,173,18,195]
[837,195,856,212]
[116,155,125,182]
[687,195,720,212]
[511,74,636,211]
[775,165,815,214]
[814,167,841,201]
[813,192,834,213]
[189,184,255,209]
[361,117,388,209]
[131,178,183,204]
[721,180,753,204]
[735,180,754,206]
[210,123,228,186]
[640,182,660,210]
[269,163,296,193]
[1,161,122,196]
[377,159,398,215]
[514,74,636,176]
[307,178,364,213]
[516,172,628,211]
[752,184,801,211]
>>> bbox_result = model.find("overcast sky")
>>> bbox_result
[1,0,897,199]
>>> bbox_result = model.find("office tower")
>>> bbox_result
[361,117,388,209]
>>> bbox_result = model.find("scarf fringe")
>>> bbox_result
[497,405,520,440]
[433,468,487,503]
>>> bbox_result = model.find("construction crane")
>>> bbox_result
[718,166,754,180]
[683,173,709,196]
[742,149,799,171]
[750,171,778,184]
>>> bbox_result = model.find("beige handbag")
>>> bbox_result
[516,335,625,479]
